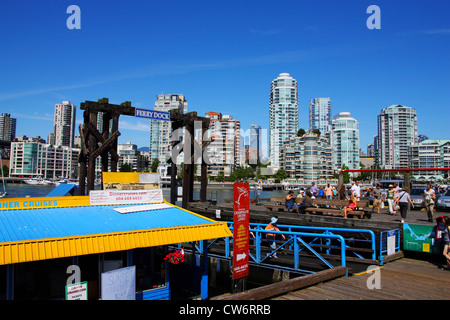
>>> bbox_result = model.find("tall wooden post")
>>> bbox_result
[87,111,98,194]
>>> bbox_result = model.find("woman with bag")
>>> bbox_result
[394,186,415,223]
[386,184,397,215]
[424,184,436,222]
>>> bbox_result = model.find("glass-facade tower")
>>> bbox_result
[309,98,331,134]
[269,73,298,167]
[331,112,360,170]
[377,105,418,169]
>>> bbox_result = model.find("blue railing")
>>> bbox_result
[245,223,377,261]
[179,222,379,276]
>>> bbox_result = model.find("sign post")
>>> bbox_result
[232,182,250,289]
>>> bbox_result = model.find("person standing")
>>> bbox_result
[325,184,333,200]
[386,184,397,215]
[394,186,415,223]
[310,182,318,197]
[351,180,361,200]
[424,184,436,222]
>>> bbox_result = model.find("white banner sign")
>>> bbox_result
[66,282,88,300]
[90,189,164,205]
[101,266,136,300]
[387,230,396,256]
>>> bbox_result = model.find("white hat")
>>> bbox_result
[271,217,278,224]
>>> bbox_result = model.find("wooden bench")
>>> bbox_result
[304,198,372,219]
[264,197,304,212]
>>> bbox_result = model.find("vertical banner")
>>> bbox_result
[233,182,250,279]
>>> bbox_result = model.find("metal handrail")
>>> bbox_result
[246,222,377,260]
[226,223,347,275]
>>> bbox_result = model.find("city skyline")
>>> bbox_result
[1,1,449,151]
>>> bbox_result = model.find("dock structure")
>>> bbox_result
[189,200,450,300]
[272,258,450,300]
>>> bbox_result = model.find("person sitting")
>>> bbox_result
[297,191,314,214]
[285,191,297,212]
[342,193,358,219]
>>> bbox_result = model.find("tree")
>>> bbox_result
[312,129,321,136]
[119,163,132,172]
[341,164,350,184]
[274,169,287,181]
[215,171,225,182]
[150,158,160,173]
[227,167,255,182]
[297,128,306,137]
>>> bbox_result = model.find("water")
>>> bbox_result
[2,183,288,202]
[3,183,57,198]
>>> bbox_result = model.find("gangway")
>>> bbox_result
[176,222,395,276]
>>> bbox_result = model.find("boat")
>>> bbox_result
[23,177,44,185]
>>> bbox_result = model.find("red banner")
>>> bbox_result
[232,182,250,279]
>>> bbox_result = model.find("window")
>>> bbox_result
[132,247,166,292]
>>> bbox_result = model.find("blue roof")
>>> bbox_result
[46,184,79,197]
[0,204,215,243]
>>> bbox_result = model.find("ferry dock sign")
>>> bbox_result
[135,108,170,121]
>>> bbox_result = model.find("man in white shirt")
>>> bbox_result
[351,180,361,200]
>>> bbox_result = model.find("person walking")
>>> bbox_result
[265,217,285,258]
[394,186,415,223]
[424,184,436,222]
[386,184,397,215]
[372,184,384,214]
[442,216,450,270]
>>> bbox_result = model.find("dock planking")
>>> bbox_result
[272,258,450,300]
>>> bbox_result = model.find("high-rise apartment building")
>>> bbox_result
[203,113,242,177]
[54,101,76,147]
[10,140,80,180]
[377,105,418,169]
[269,73,298,167]
[0,113,17,142]
[331,112,360,170]
[309,98,331,134]
[249,124,262,165]
[279,132,332,182]
[149,94,187,165]
[408,139,450,179]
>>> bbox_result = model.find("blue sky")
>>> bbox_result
[1,0,449,151]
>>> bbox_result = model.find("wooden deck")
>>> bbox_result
[272,258,450,300]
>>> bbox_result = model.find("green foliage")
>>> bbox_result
[150,158,160,173]
[341,164,350,184]
[297,128,306,137]
[227,167,255,182]
[119,163,132,172]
